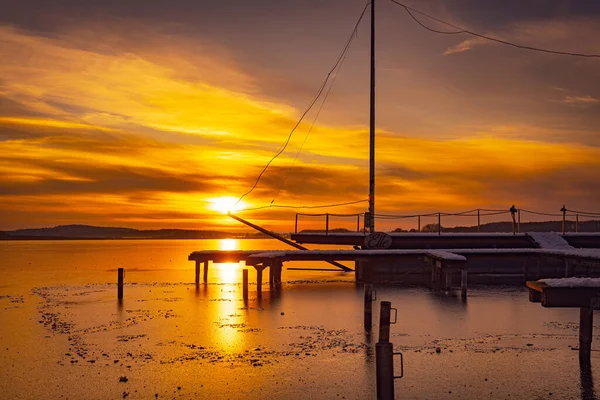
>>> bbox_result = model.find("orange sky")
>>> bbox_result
[1,1,599,232]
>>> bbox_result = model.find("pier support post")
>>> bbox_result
[376,301,394,400]
[273,260,283,285]
[461,269,468,300]
[364,284,374,330]
[117,268,124,299]
[445,270,452,292]
[256,265,263,299]
[580,306,593,365]
[203,261,209,283]
[430,260,437,291]
[195,260,201,285]
[242,269,249,301]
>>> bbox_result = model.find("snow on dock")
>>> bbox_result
[538,277,600,288]
[527,232,573,250]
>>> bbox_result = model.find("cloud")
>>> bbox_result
[444,37,488,55]
[563,96,599,106]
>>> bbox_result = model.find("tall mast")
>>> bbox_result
[368,0,376,233]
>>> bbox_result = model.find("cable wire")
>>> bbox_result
[389,0,600,58]
[236,199,368,213]
[235,1,371,206]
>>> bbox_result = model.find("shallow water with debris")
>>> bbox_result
[1,239,598,399]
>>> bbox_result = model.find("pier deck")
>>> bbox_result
[527,278,600,364]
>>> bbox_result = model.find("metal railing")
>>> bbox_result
[293,206,600,235]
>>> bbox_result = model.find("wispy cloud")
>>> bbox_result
[563,96,599,106]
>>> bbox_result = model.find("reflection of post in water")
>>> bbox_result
[580,359,596,400]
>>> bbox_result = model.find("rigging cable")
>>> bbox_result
[389,0,600,58]
[235,1,371,206]
[236,199,368,213]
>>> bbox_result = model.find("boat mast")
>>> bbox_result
[368,0,376,233]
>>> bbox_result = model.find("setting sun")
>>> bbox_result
[208,196,247,214]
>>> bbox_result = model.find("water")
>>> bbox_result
[0,239,598,399]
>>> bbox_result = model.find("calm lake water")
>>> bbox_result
[0,239,598,399]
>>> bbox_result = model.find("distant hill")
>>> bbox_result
[0,224,271,240]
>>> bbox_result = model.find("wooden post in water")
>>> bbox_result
[295,214,299,234]
[561,205,567,235]
[376,301,394,400]
[364,284,374,330]
[117,268,124,300]
[242,269,249,300]
[417,215,421,232]
[195,260,201,285]
[461,269,468,300]
[203,261,209,283]
[477,209,480,233]
[580,306,593,365]
[325,213,330,235]
[256,265,263,299]
[438,213,441,235]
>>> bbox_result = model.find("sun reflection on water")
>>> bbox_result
[219,238,239,251]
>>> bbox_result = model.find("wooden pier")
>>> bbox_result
[291,232,600,249]
[527,278,600,365]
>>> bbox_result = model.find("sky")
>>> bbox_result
[1,0,599,232]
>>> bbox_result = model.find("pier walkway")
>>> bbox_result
[189,245,600,298]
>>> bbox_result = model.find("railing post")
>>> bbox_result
[477,209,480,233]
[561,205,567,235]
[438,213,441,235]
[295,214,299,234]
[325,213,330,235]
[117,268,124,299]
[376,301,394,400]
[417,215,421,232]
[510,205,517,235]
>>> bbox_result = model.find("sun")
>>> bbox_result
[208,196,247,214]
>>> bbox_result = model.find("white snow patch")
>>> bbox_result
[538,277,600,288]
[527,232,574,249]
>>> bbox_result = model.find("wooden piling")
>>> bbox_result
[477,209,480,233]
[379,301,391,343]
[256,266,263,299]
[438,213,441,235]
[325,213,330,235]
[117,268,124,299]
[242,269,248,300]
[376,301,394,400]
[203,261,209,283]
[580,306,593,365]
[195,260,201,285]
[430,259,437,290]
[445,270,452,292]
[461,269,468,299]
[364,284,374,330]
[417,215,421,232]
[295,214,299,233]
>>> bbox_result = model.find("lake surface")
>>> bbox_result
[0,239,598,399]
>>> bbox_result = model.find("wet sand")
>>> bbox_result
[1,239,599,399]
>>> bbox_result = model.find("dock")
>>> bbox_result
[527,278,600,364]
